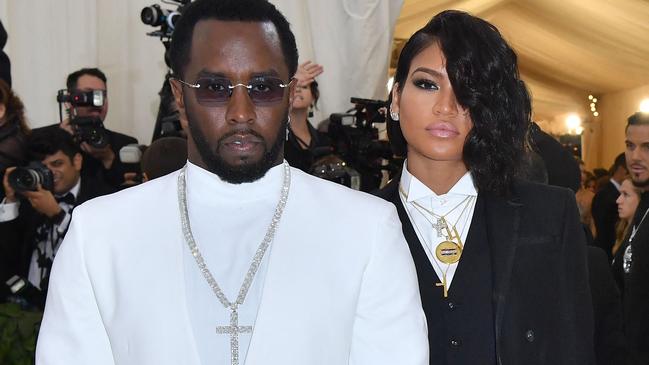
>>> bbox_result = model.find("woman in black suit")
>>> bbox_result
[375,10,594,365]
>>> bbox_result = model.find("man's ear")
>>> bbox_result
[0,103,6,121]
[170,78,188,130]
[73,152,83,171]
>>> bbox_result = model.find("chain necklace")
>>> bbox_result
[399,184,475,297]
[399,185,470,237]
[630,207,649,242]
[177,162,291,365]
[399,185,474,264]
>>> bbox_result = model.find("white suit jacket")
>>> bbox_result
[36,167,428,365]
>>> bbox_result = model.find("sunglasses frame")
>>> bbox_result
[171,76,294,106]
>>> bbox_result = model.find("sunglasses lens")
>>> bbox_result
[195,78,230,105]
[248,78,286,104]
[191,77,288,106]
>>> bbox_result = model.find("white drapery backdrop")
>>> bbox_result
[0,0,402,143]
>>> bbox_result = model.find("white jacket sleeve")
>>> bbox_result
[349,207,429,365]
[36,209,115,365]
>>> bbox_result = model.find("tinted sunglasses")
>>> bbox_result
[172,76,293,106]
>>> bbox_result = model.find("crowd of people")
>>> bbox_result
[1,0,649,364]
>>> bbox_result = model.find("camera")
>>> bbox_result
[70,116,109,149]
[141,0,191,39]
[8,161,54,192]
[56,89,110,149]
[324,97,398,192]
[57,89,105,108]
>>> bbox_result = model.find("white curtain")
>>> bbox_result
[1,0,403,143]
[1,0,168,143]
[271,0,403,126]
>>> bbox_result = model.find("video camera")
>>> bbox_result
[321,97,399,192]
[141,0,191,41]
[7,161,54,192]
[142,1,191,140]
[56,89,109,149]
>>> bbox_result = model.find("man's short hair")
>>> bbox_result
[66,68,107,91]
[141,137,188,180]
[610,152,627,175]
[169,0,299,80]
[27,128,80,162]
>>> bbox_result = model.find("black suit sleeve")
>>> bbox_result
[560,190,597,364]
[588,246,627,365]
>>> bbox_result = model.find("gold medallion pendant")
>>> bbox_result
[435,240,462,264]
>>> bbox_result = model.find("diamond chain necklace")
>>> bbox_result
[177,162,291,365]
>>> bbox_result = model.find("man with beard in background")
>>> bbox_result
[613,111,649,365]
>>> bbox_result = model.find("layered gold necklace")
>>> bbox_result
[399,185,475,297]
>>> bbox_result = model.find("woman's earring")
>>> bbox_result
[389,107,399,121]
[308,104,314,118]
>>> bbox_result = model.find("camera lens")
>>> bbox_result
[141,5,166,26]
[8,168,39,192]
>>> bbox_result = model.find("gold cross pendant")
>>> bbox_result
[435,278,448,298]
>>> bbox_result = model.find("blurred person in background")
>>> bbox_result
[140,136,188,181]
[613,178,641,256]
[34,68,139,190]
[0,128,111,307]
[285,61,332,173]
[592,153,628,261]
[0,79,29,198]
[613,112,649,365]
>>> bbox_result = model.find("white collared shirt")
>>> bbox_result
[399,161,478,291]
[27,178,82,289]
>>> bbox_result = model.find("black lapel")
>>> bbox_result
[483,190,522,344]
[383,180,440,285]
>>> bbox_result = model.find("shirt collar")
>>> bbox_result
[185,159,286,204]
[399,159,477,202]
[610,178,621,191]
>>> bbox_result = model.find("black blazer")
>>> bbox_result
[375,177,595,365]
[33,124,139,189]
[612,191,649,365]
[587,246,626,365]
[591,181,619,260]
[0,176,112,290]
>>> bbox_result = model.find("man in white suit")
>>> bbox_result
[35,0,428,364]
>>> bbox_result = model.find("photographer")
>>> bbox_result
[285,61,332,173]
[0,128,111,307]
[34,68,139,190]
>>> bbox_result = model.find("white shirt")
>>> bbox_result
[0,178,81,289]
[28,178,81,289]
[183,161,282,365]
[610,178,621,191]
[399,161,478,290]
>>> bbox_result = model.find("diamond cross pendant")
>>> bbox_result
[216,309,253,365]
[432,217,447,237]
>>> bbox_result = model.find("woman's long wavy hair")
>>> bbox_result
[0,78,28,134]
[388,10,531,196]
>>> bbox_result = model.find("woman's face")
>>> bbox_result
[291,83,314,110]
[617,179,641,221]
[391,42,473,165]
